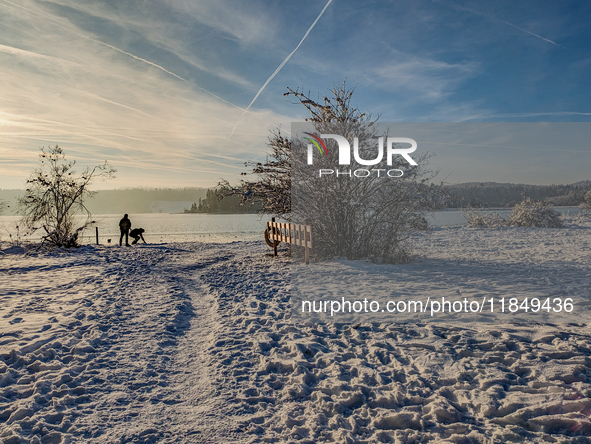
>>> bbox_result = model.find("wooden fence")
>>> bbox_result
[267,218,313,264]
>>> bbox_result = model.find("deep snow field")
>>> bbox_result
[1,220,591,443]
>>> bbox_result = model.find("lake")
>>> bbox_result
[0,213,270,244]
[0,207,584,245]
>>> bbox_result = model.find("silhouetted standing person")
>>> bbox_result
[130,228,146,245]
[119,214,131,246]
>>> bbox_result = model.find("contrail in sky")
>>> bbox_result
[0,0,253,114]
[229,0,334,137]
[501,21,557,46]
[434,0,557,45]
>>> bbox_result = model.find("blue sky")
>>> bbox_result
[0,0,590,189]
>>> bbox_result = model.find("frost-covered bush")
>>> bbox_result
[464,198,564,228]
[579,190,591,210]
[571,211,591,224]
[507,198,563,228]
[18,146,115,249]
[464,208,507,228]
[222,84,447,263]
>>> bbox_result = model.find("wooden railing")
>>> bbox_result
[267,218,313,264]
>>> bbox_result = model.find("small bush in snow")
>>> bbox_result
[464,208,507,228]
[571,211,591,224]
[507,198,563,228]
[579,190,591,210]
[18,146,116,249]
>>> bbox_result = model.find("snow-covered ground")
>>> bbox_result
[1,220,591,443]
[292,219,591,324]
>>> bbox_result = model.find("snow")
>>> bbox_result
[292,219,591,324]
[1,219,591,443]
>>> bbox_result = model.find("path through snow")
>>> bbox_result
[0,243,252,443]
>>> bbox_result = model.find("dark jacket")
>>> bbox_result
[119,216,131,232]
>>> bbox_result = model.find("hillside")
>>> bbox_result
[2,181,590,216]
[0,188,208,215]
[444,181,591,208]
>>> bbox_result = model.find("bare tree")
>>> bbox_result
[222,83,447,263]
[292,86,447,262]
[218,84,370,220]
[18,146,116,249]
[219,128,291,219]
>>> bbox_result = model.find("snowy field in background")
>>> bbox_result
[293,218,591,324]
[1,219,591,443]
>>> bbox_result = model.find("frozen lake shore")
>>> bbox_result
[1,221,591,443]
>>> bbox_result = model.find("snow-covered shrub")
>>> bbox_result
[18,146,115,249]
[464,208,507,228]
[221,84,447,263]
[507,198,563,228]
[579,190,591,210]
[571,211,591,225]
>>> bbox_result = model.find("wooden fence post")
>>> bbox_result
[272,217,277,257]
[96,227,99,245]
[304,222,310,264]
[267,219,312,264]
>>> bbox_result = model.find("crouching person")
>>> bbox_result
[130,228,146,245]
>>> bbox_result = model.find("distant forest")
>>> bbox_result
[0,188,208,215]
[184,188,262,214]
[183,181,591,213]
[1,181,590,216]
[444,181,591,208]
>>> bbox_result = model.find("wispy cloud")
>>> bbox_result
[0,42,70,63]
[476,111,591,119]
[165,0,278,45]
[0,0,256,114]
[35,0,258,89]
[0,0,292,188]
[369,57,478,100]
[229,0,334,137]
[1,0,187,80]
[434,0,558,45]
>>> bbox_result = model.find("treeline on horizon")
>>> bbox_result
[1,181,590,215]
[0,187,209,215]
[184,188,262,214]
[444,180,591,208]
